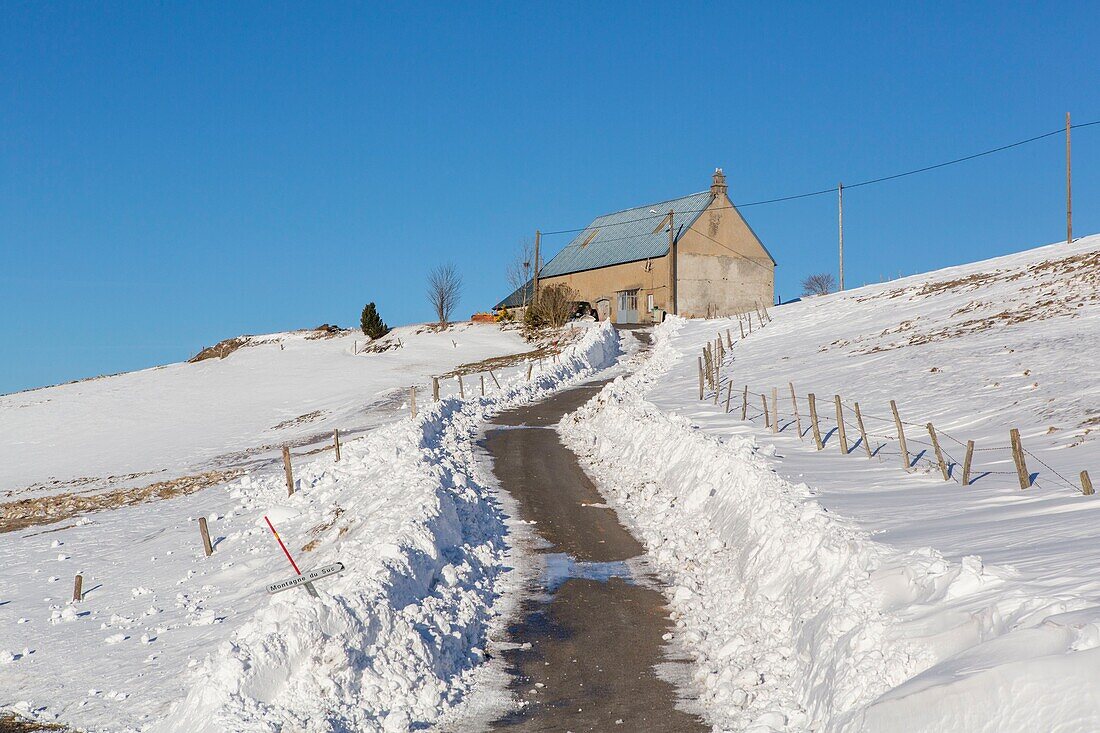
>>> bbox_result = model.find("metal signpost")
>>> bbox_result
[264,515,345,598]
[267,562,345,595]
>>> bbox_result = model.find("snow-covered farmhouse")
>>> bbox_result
[498,169,776,324]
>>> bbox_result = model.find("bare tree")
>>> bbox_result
[427,263,463,327]
[801,273,836,297]
[527,283,578,329]
[505,238,535,307]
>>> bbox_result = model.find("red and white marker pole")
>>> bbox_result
[264,515,319,598]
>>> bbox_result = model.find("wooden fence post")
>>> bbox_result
[282,446,294,496]
[726,329,732,348]
[741,385,748,420]
[198,516,214,557]
[771,387,779,433]
[410,386,417,417]
[432,377,440,402]
[73,574,83,603]
[480,374,485,396]
[458,375,464,399]
[761,394,770,427]
[1010,429,1031,489]
[808,393,823,450]
[333,429,341,462]
[834,396,849,454]
[748,312,753,333]
[739,319,745,339]
[789,383,803,439]
[927,424,949,480]
[962,440,974,486]
[725,381,733,413]
[489,369,500,389]
[698,357,704,400]
[853,402,872,458]
[890,400,910,471]
[527,363,533,381]
[1082,470,1094,496]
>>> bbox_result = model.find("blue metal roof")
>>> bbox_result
[538,190,715,277]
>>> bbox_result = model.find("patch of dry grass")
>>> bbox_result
[1,470,241,534]
[0,713,69,732]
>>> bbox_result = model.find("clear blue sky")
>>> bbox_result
[2,2,1097,393]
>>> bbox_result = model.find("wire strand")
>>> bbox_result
[540,119,1100,236]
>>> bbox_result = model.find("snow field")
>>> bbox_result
[2,322,620,732]
[1,322,532,502]
[561,235,1100,732]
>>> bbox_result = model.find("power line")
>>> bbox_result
[540,119,1100,237]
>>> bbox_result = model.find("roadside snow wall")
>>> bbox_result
[154,322,620,732]
[560,317,1100,732]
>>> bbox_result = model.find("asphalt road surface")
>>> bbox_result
[483,378,705,732]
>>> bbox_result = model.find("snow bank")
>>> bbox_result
[151,322,620,732]
[561,315,1100,731]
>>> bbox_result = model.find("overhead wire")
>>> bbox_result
[539,118,1100,238]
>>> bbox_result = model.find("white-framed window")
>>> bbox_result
[617,289,638,312]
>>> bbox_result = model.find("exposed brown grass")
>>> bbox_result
[270,410,326,430]
[436,324,585,379]
[837,249,1100,355]
[189,337,249,363]
[0,713,69,731]
[302,505,346,552]
[304,324,348,340]
[440,346,558,378]
[1,470,241,534]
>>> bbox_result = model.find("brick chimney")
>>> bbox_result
[710,168,728,198]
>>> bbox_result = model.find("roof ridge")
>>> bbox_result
[590,189,712,221]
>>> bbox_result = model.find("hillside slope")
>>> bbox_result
[1,322,530,508]
[0,320,619,732]
[562,235,1100,731]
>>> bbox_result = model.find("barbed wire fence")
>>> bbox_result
[694,319,1094,497]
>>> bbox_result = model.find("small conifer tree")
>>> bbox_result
[360,302,390,339]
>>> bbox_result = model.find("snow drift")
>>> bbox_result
[561,234,1100,733]
[152,322,620,732]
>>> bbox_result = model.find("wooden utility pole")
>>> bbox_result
[838,182,845,291]
[667,211,677,315]
[1067,112,1073,244]
[532,230,541,303]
